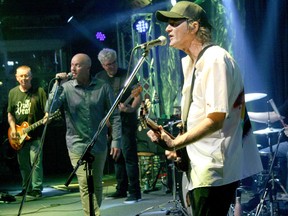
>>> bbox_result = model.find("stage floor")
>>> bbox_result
[1,173,288,216]
[0,173,191,216]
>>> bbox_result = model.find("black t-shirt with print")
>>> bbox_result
[7,85,47,139]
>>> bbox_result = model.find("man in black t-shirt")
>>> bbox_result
[7,65,47,198]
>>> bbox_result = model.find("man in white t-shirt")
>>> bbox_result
[147,2,263,215]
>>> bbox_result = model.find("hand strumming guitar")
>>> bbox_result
[147,126,179,161]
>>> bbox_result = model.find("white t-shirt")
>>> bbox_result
[181,46,263,190]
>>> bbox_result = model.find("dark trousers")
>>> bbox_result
[189,181,239,216]
[114,126,141,196]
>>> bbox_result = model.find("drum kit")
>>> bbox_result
[137,93,287,216]
[239,93,288,216]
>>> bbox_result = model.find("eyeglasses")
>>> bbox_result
[168,19,187,27]
[102,60,117,67]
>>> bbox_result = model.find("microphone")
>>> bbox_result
[56,72,73,81]
[136,36,167,50]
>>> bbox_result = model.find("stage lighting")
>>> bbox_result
[95,32,106,41]
[134,19,149,33]
[67,16,74,23]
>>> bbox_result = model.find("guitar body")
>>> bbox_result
[8,122,31,151]
[142,118,189,172]
[151,127,189,172]
[175,148,189,172]
[7,110,61,151]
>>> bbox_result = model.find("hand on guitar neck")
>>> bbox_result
[140,99,189,172]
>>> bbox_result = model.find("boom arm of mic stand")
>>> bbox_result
[65,49,150,187]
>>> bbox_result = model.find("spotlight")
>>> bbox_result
[67,16,74,23]
[95,32,106,41]
[7,61,14,66]
[133,19,149,33]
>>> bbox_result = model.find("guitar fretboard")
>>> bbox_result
[23,119,44,134]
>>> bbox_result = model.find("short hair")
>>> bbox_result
[98,48,117,64]
[16,65,32,75]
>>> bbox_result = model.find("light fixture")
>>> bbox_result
[133,19,149,33]
[95,32,106,41]
[67,16,74,23]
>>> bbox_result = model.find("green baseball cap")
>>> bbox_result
[156,1,212,29]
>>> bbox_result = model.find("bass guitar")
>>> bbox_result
[123,84,143,106]
[107,84,143,143]
[8,110,61,151]
[139,100,189,172]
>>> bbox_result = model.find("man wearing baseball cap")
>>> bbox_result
[147,1,263,215]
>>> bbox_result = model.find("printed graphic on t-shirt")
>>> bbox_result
[15,99,31,115]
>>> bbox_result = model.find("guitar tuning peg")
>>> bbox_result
[138,125,142,131]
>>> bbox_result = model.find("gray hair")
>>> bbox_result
[98,48,117,64]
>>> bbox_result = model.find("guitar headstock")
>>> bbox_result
[131,84,143,98]
[139,99,151,130]
[48,110,62,122]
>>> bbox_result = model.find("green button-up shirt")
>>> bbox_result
[46,77,122,155]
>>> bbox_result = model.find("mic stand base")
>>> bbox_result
[84,152,95,216]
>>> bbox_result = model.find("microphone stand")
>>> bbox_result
[17,78,60,216]
[64,48,150,216]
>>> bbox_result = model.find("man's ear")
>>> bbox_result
[188,21,199,32]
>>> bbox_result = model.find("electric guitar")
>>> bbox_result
[123,84,143,106]
[139,100,189,172]
[107,84,143,143]
[8,110,61,151]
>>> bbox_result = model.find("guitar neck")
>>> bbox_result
[145,117,175,139]
[123,95,132,106]
[23,119,44,134]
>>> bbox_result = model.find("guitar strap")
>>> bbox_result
[183,44,214,130]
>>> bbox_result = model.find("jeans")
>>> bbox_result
[114,126,141,197]
[17,139,43,191]
[69,150,107,216]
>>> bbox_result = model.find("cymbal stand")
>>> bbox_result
[164,163,190,216]
[135,121,189,216]
[255,130,287,216]
[165,121,189,216]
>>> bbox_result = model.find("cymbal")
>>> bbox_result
[253,127,283,135]
[245,93,267,102]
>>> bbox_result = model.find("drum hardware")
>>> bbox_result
[164,120,190,215]
[143,157,166,194]
[253,127,283,135]
[245,93,267,103]
[164,163,190,216]
[163,120,182,129]
[255,108,287,216]
[138,152,159,192]
[135,120,191,216]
